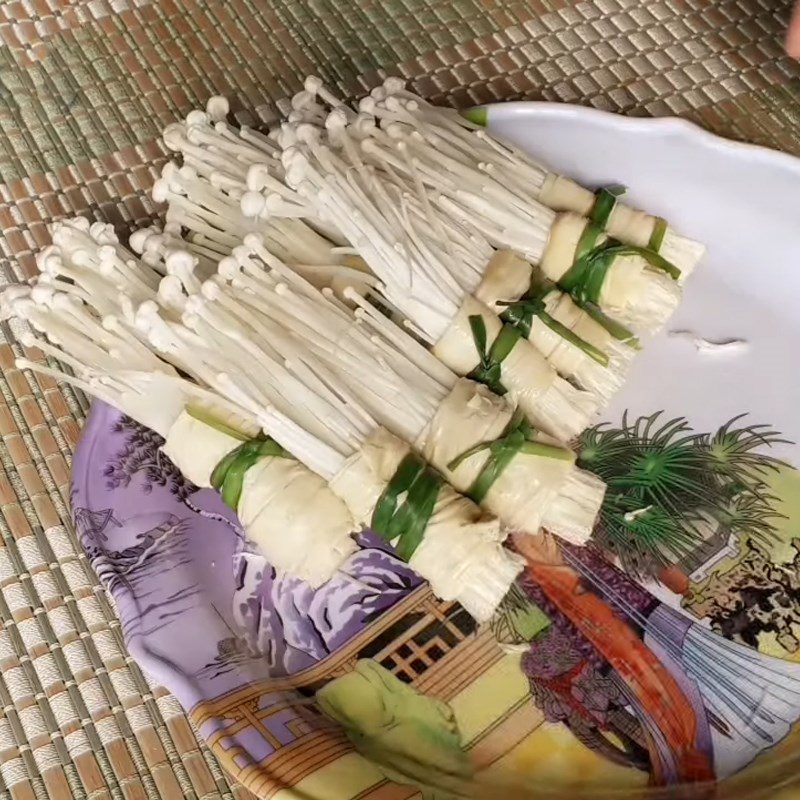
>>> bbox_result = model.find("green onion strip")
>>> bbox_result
[466,314,521,396]
[559,219,681,307]
[549,186,678,335]
[447,409,575,505]
[590,185,626,228]
[186,405,251,441]
[580,303,641,349]
[498,271,610,367]
[592,185,670,255]
[371,453,443,562]
[210,437,292,510]
[648,217,668,251]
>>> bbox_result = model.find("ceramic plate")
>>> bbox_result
[71,103,800,800]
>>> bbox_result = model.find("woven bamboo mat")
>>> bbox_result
[0,0,798,798]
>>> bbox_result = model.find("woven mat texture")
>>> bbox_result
[0,0,798,798]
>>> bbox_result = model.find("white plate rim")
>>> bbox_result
[482,100,800,176]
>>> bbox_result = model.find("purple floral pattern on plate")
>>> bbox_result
[71,401,422,751]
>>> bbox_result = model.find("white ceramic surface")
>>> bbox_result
[488,103,800,461]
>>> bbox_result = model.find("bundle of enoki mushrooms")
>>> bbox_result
[134,97,371,298]
[219,235,605,545]
[156,96,622,414]
[153,143,602,443]
[9,220,529,622]
[156,81,704,420]
[14,218,359,588]
[280,123,604,442]
[351,78,705,276]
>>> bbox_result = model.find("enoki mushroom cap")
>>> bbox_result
[227,250,259,282]
[205,96,229,122]
[0,285,32,320]
[101,314,123,333]
[89,221,117,244]
[35,245,61,274]
[304,75,323,95]
[134,299,160,328]
[144,234,168,257]
[68,249,93,269]
[185,126,206,146]
[51,224,80,249]
[294,123,321,145]
[217,257,241,280]
[383,96,404,113]
[62,216,91,233]
[325,108,348,132]
[157,275,186,304]
[200,279,222,301]
[161,124,187,152]
[10,297,38,323]
[51,291,82,312]
[134,303,177,353]
[30,283,56,306]
[128,227,159,255]
[161,161,180,182]
[383,121,407,139]
[246,164,272,192]
[242,232,265,251]
[181,310,200,331]
[383,77,406,94]
[291,90,316,111]
[281,149,310,188]
[97,244,118,267]
[276,123,298,149]
[352,115,376,137]
[359,138,380,156]
[209,171,233,189]
[240,191,266,218]
[151,178,171,205]
[178,164,198,182]
[185,109,209,127]
[164,249,197,279]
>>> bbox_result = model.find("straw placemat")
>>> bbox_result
[0,0,798,798]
